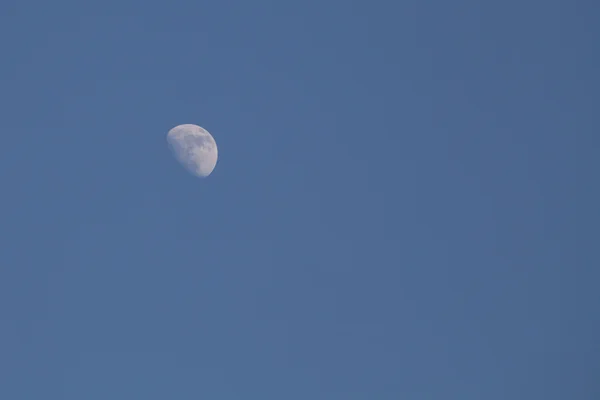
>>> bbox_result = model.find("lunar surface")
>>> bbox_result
[167,124,218,178]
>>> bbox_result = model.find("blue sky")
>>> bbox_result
[1,0,598,398]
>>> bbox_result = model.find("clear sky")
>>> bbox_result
[1,0,598,399]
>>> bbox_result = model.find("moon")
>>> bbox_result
[167,124,218,178]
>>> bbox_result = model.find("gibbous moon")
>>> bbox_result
[167,124,218,178]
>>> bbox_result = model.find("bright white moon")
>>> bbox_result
[167,124,218,178]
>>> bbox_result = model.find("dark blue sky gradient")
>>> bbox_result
[1,1,598,398]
